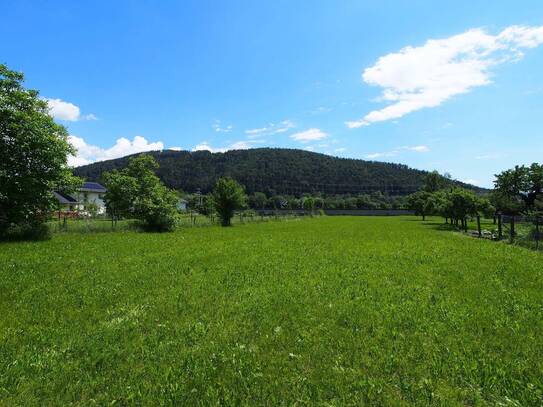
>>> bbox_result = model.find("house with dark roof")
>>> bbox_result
[54,182,107,215]
[53,191,79,212]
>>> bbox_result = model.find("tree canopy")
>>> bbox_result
[0,64,79,239]
[211,177,247,226]
[103,155,178,232]
[74,149,482,197]
[494,163,543,214]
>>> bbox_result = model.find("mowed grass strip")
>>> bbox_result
[0,217,542,405]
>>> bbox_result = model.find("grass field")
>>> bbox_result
[1,217,542,405]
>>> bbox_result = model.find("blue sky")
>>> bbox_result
[2,1,543,187]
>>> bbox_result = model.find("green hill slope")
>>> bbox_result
[73,148,480,195]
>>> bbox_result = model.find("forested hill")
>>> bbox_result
[73,148,479,196]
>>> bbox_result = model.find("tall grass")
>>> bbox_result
[1,217,541,405]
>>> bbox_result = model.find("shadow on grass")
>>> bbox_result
[400,218,461,233]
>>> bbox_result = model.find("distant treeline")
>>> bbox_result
[186,191,406,213]
[74,148,482,196]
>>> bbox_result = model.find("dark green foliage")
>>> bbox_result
[407,188,494,229]
[248,192,267,209]
[302,196,315,212]
[0,221,52,241]
[211,177,247,226]
[186,194,214,216]
[103,155,178,232]
[406,191,436,220]
[423,170,447,192]
[0,64,80,239]
[494,163,543,214]
[74,148,481,196]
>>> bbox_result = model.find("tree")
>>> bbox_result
[302,196,316,213]
[423,170,446,192]
[493,163,543,214]
[248,192,267,209]
[211,177,247,226]
[0,64,80,239]
[406,191,435,220]
[103,170,138,221]
[103,155,178,231]
[447,188,479,229]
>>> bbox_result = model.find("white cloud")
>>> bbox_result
[68,135,164,166]
[346,25,543,128]
[45,98,97,122]
[309,106,332,115]
[84,113,98,121]
[245,120,295,137]
[405,145,430,153]
[290,128,328,143]
[334,147,347,153]
[365,151,399,159]
[193,142,226,153]
[169,146,182,151]
[461,178,480,186]
[212,120,233,133]
[192,139,260,153]
[365,145,430,159]
[475,152,503,160]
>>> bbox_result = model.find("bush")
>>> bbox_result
[211,178,247,226]
[1,222,51,241]
[104,155,179,232]
[138,189,179,232]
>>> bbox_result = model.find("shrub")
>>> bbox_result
[211,178,247,226]
[103,155,178,232]
[1,222,51,241]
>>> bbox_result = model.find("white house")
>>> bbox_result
[75,182,107,214]
[54,182,107,215]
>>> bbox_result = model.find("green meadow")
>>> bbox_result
[1,217,542,405]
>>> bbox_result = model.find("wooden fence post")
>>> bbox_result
[509,217,515,243]
[477,215,481,237]
[536,218,540,250]
[497,214,502,240]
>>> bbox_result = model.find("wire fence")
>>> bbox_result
[463,214,542,251]
[500,215,542,251]
[48,210,317,234]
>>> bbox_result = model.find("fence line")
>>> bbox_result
[463,214,541,251]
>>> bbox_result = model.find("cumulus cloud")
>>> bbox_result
[346,25,543,128]
[245,120,295,137]
[192,139,260,153]
[193,142,225,153]
[68,135,164,167]
[290,128,328,143]
[45,98,97,122]
[365,145,430,159]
